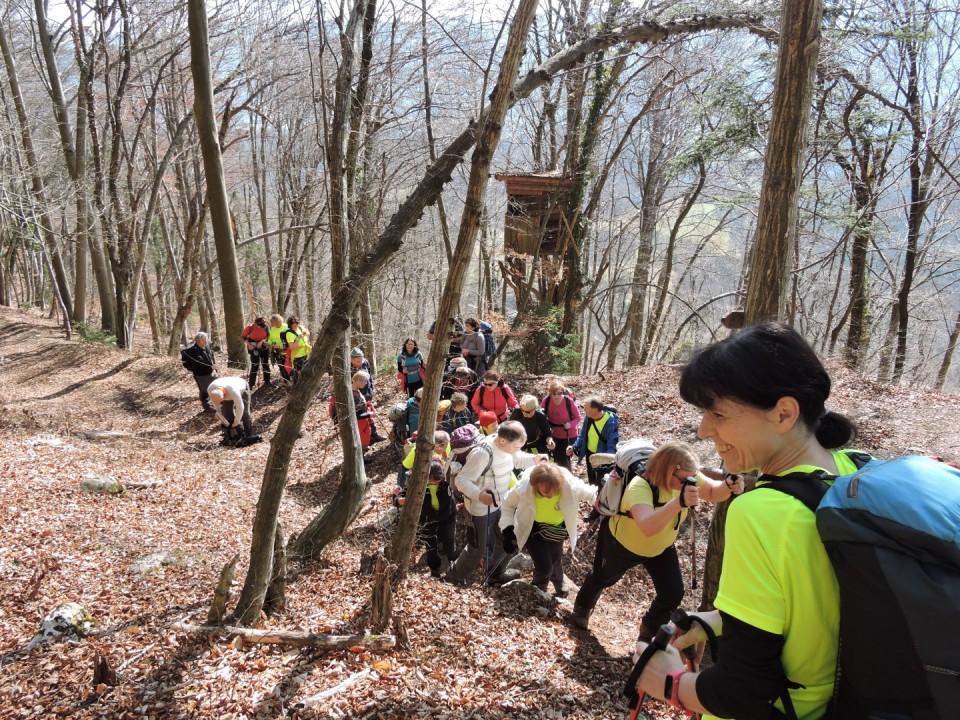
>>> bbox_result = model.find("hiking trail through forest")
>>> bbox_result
[3,305,958,719]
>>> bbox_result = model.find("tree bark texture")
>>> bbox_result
[744,0,823,325]
[188,0,247,370]
[0,23,74,319]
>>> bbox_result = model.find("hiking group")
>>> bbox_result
[181,316,959,720]
[180,314,316,446]
[381,320,958,720]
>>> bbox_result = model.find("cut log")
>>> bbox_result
[172,622,395,650]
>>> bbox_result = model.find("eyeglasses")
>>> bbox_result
[521,408,535,414]
[484,383,496,387]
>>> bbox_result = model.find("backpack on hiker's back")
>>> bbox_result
[478,320,496,363]
[595,438,656,517]
[761,454,960,720]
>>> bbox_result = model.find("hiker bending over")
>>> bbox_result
[500,463,596,596]
[444,421,545,585]
[633,323,858,720]
[567,396,619,487]
[541,380,581,469]
[181,331,218,412]
[510,394,555,456]
[208,376,253,437]
[570,441,742,637]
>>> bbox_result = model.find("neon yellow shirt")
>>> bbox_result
[291,326,311,359]
[707,450,860,720]
[609,474,704,557]
[268,324,288,349]
[402,444,452,470]
[534,492,564,525]
[587,412,609,453]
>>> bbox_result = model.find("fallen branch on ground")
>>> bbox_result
[295,668,373,709]
[171,622,395,650]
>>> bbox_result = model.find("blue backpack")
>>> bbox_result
[479,320,496,361]
[761,454,960,720]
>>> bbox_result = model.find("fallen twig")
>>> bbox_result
[171,622,395,650]
[295,668,373,709]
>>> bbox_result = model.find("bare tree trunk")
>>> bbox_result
[744,0,823,325]
[188,0,247,370]
[892,40,931,384]
[935,310,960,392]
[0,23,74,318]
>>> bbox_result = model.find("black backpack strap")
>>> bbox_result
[752,473,828,720]
[753,473,830,513]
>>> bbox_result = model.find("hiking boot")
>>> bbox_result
[370,431,388,444]
[442,574,467,587]
[585,508,601,523]
[491,568,521,584]
[569,604,592,629]
[553,585,569,599]
[637,624,654,643]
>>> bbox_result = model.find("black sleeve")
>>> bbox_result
[695,611,788,720]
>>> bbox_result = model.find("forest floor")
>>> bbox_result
[2,305,959,720]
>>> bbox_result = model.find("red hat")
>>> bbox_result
[479,411,498,428]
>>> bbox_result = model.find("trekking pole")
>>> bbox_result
[623,623,673,720]
[482,491,504,585]
[690,505,698,590]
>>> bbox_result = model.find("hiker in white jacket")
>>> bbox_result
[208,375,252,435]
[499,463,597,595]
[445,421,544,585]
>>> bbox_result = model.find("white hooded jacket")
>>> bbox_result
[499,466,597,553]
[455,435,540,516]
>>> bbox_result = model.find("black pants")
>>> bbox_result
[574,518,684,635]
[271,350,290,381]
[420,519,458,574]
[550,437,573,469]
[584,450,608,487]
[220,390,253,435]
[194,373,215,409]
[526,525,565,592]
[404,377,423,399]
[248,349,271,386]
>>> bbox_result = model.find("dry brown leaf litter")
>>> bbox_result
[2,306,958,719]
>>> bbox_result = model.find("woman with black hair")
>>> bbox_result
[634,322,860,720]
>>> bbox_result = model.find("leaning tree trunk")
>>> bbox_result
[373,0,541,633]
[188,0,247,370]
[743,0,823,325]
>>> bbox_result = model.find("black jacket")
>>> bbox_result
[181,343,215,376]
[418,480,457,524]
